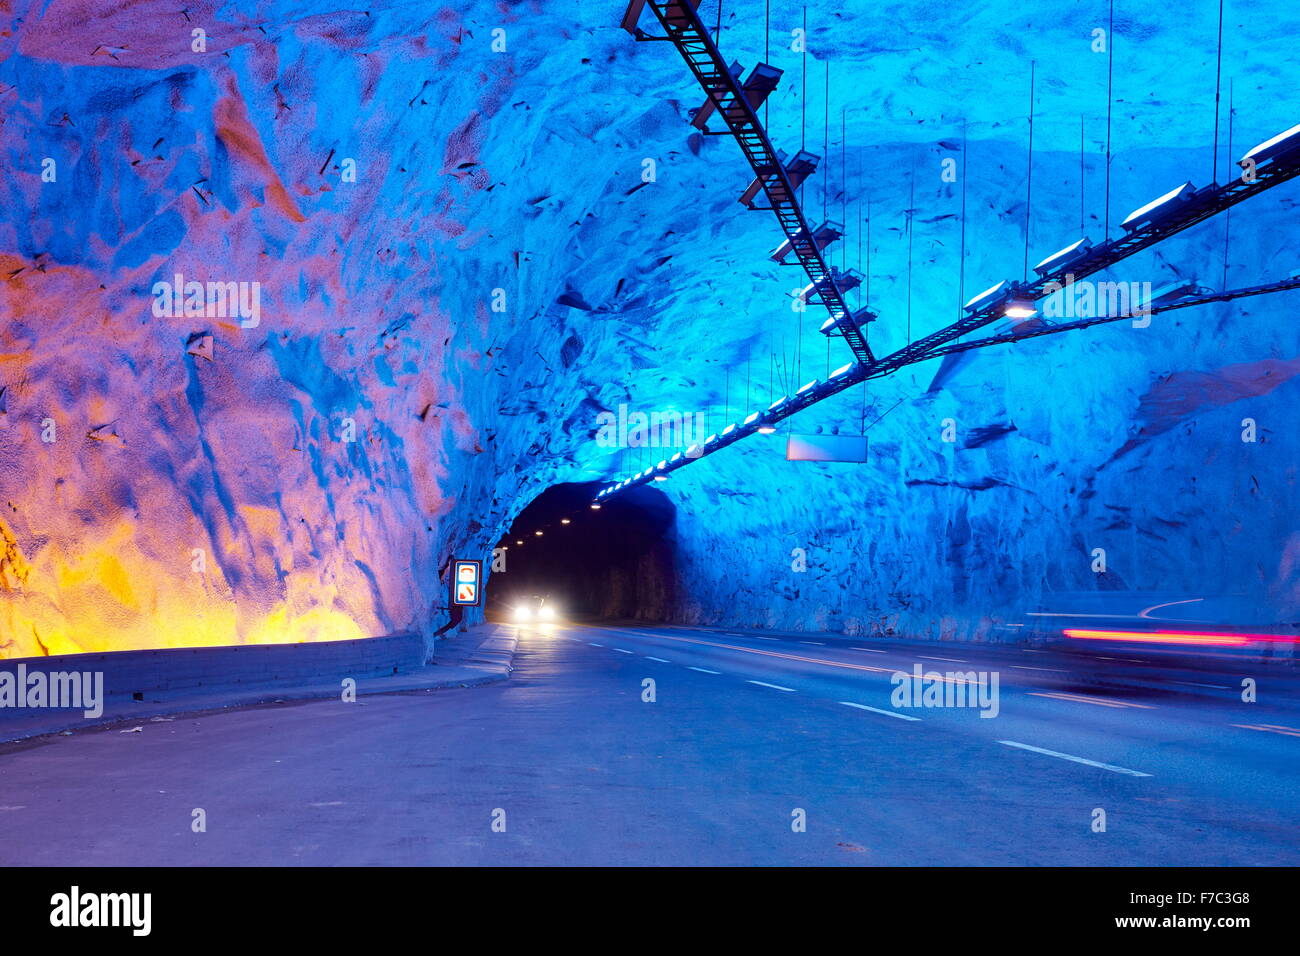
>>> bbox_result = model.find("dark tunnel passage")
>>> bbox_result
[487,482,677,623]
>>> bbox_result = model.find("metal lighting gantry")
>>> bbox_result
[626,0,876,364]
[596,0,1300,504]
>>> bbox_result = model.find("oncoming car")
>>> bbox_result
[511,595,558,625]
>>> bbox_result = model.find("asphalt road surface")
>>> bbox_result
[2,621,1296,865]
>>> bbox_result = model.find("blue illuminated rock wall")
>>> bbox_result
[0,0,1296,653]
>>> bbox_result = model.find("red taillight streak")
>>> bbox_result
[1062,628,1297,646]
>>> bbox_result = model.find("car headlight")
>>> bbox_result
[513,605,532,623]
[538,605,555,621]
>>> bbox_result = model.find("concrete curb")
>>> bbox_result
[0,625,517,744]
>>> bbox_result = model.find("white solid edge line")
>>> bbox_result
[747,680,796,692]
[688,666,721,674]
[997,740,1152,777]
[645,656,671,662]
[839,701,921,721]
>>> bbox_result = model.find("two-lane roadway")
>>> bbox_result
[1,620,1296,865]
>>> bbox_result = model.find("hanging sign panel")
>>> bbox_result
[785,433,869,463]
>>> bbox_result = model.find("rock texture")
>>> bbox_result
[0,0,1296,655]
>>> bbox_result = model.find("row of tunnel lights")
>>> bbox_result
[593,364,856,500]
[959,121,1300,320]
[813,123,1299,332]
[592,120,1300,505]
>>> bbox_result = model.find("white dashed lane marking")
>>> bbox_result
[747,680,796,692]
[997,740,1152,777]
[1231,723,1300,738]
[645,656,671,663]
[688,666,721,675]
[839,702,921,721]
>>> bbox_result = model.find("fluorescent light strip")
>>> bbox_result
[963,280,1009,311]
[1033,237,1089,272]
[1241,122,1300,165]
[1121,181,1192,227]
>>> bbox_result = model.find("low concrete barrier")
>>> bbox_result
[0,632,425,715]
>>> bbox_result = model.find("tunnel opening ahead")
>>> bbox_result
[487,482,677,623]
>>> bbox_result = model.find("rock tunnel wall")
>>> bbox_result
[1,0,1297,655]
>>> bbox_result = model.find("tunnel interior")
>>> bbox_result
[487,483,677,623]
